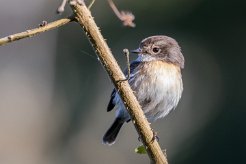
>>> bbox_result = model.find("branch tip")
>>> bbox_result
[57,0,68,14]
[57,0,84,13]
[108,0,136,28]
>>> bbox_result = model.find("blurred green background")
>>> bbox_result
[0,0,245,163]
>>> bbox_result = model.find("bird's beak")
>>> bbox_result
[131,48,142,54]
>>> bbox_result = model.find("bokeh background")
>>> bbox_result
[0,0,245,163]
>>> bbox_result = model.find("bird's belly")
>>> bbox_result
[131,66,183,121]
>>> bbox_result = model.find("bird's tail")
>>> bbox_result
[103,117,124,145]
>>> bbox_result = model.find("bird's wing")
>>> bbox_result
[107,89,116,112]
[107,60,141,112]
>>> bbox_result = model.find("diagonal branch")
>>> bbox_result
[69,2,168,164]
[0,16,75,46]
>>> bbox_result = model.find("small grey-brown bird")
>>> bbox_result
[103,35,184,145]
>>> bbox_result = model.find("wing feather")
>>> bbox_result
[107,89,116,112]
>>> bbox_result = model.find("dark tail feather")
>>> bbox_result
[103,117,124,145]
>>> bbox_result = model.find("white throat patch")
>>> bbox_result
[136,54,157,62]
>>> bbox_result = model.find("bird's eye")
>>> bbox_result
[152,47,160,53]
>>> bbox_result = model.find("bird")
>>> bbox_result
[103,35,184,145]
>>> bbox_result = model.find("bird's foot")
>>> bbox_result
[150,129,159,143]
[138,136,141,142]
[137,129,159,144]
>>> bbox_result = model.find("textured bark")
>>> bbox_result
[70,3,168,164]
[0,16,74,46]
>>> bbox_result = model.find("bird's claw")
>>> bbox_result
[150,129,159,143]
[137,129,159,144]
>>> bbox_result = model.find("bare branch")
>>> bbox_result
[57,0,68,13]
[57,0,84,13]
[123,49,130,81]
[88,0,96,9]
[108,0,136,27]
[69,2,167,163]
[0,16,74,46]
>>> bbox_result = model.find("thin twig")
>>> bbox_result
[57,0,68,13]
[108,0,122,19]
[118,49,130,82]
[107,0,136,27]
[57,0,84,13]
[0,16,75,46]
[70,2,167,163]
[88,0,96,9]
[116,48,131,82]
